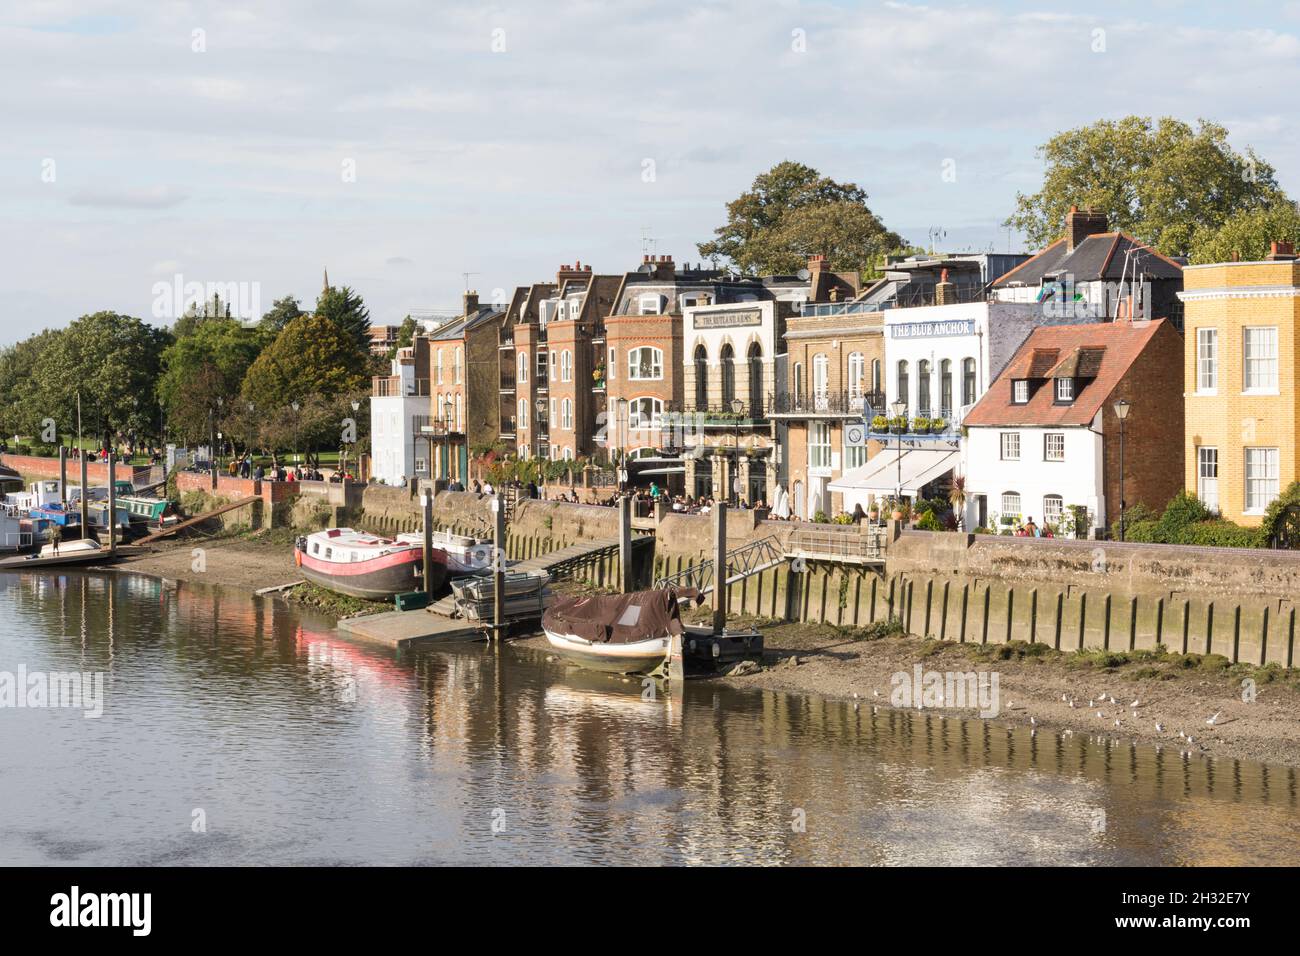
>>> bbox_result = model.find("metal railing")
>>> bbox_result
[786,527,884,563]
[769,390,885,417]
[372,376,430,398]
[500,373,515,391]
[500,415,516,437]
[654,535,787,594]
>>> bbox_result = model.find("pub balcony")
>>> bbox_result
[767,389,885,419]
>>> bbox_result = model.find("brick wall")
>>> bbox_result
[606,313,683,454]
[0,453,153,485]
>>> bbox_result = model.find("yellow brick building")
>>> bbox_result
[1181,247,1300,526]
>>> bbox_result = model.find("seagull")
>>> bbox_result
[1206,711,1221,726]
[873,690,880,698]
[1030,716,1037,726]
[852,692,859,699]
[1069,700,1077,709]
[1130,698,1141,709]
[1089,699,1095,708]
[1178,730,1185,739]
[1061,694,1068,702]
[1096,711,1105,719]
[1187,735,1196,745]
[854,702,860,712]
[1155,723,1164,733]
[1114,719,1122,728]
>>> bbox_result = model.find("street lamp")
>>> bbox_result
[890,398,907,514]
[615,397,629,493]
[1113,399,1131,541]
[442,395,454,487]
[730,397,745,505]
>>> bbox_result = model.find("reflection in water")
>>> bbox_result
[0,571,1296,865]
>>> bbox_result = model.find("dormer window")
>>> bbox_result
[1055,377,1074,402]
[1012,380,1029,404]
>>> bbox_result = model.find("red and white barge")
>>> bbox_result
[294,528,445,600]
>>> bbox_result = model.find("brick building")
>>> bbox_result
[960,319,1184,537]
[425,292,506,486]
[1180,242,1300,525]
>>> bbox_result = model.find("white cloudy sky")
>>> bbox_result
[3,0,1299,344]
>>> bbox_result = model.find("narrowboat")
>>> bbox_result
[294,528,446,599]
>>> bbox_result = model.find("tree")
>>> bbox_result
[0,329,64,439]
[240,313,369,416]
[260,295,302,334]
[315,285,371,356]
[27,312,169,449]
[1006,116,1288,255]
[697,161,905,276]
[388,315,419,360]
[157,318,265,444]
[1191,201,1300,264]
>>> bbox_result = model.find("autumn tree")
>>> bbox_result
[1007,116,1288,255]
[698,161,905,276]
[1191,201,1300,264]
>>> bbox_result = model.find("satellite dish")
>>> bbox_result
[637,263,655,274]
[797,268,811,281]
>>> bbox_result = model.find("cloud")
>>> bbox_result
[68,185,189,209]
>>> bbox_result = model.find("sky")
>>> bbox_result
[3,0,1300,344]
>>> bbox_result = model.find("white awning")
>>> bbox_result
[828,447,959,496]
[636,467,686,476]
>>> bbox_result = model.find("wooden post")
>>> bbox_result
[58,446,68,506]
[711,501,728,634]
[107,452,117,554]
[618,495,633,593]
[421,489,434,599]
[79,450,89,539]
[492,493,507,640]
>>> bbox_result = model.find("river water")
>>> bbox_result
[0,571,1296,865]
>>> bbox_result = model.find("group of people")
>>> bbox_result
[1011,516,1054,538]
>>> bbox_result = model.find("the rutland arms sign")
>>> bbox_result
[692,308,762,329]
[888,318,976,338]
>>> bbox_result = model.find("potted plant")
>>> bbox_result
[889,415,908,434]
[871,414,889,433]
[913,416,931,434]
[931,417,947,433]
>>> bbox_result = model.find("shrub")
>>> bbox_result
[812,510,829,524]
[853,616,904,641]
[916,510,944,532]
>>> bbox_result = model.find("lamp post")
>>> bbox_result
[890,398,907,513]
[730,397,745,505]
[1113,399,1131,541]
[442,395,453,488]
[615,397,628,493]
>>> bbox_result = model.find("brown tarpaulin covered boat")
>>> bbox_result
[542,589,683,674]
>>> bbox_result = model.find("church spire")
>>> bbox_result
[323,267,330,294]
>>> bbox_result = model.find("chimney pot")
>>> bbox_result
[1065,205,1108,252]
[1267,240,1297,261]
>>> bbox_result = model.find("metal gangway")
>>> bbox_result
[653,534,788,596]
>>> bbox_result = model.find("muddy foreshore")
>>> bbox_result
[110,532,1300,770]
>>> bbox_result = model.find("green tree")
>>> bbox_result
[259,295,303,334]
[315,285,371,356]
[157,318,265,444]
[0,329,64,438]
[388,315,419,359]
[27,312,169,449]
[240,313,369,413]
[697,161,905,276]
[1191,201,1300,264]
[1007,116,1287,255]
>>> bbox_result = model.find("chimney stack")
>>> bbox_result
[653,254,675,280]
[1065,205,1109,252]
[935,267,956,306]
[1266,241,1297,262]
[462,290,479,315]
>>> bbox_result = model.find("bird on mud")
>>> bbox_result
[1114,719,1122,728]
[1206,711,1222,726]
[1069,700,1077,709]
[1096,710,1105,719]
[1155,723,1164,733]
[1178,730,1186,739]
[1130,698,1141,709]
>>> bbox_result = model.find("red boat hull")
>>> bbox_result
[296,543,446,600]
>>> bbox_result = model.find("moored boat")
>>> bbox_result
[294,528,446,599]
[542,589,684,675]
[396,529,492,574]
[0,538,128,569]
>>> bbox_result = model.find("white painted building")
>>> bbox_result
[369,341,430,487]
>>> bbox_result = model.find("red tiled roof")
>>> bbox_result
[962,319,1169,427]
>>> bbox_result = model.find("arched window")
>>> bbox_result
[720,344,735,406]
[1001,491,1021,520]
[694,344,708,410]
[517,351,528,384]
[847,352,865,399]
[812,353,829,409]
[517,398,527,432]
[628,347,663,380]
[1043,495,1063,526]
[560,350,572,383]
[918,359,931,416]
[871,358,882,394]
[561,398,573,430]
[962,357,976,407]
[747,342,763,414]
[628,397,663,430]
[793,362,805,403]
[940,359,952,418]
[897,360,909,413]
